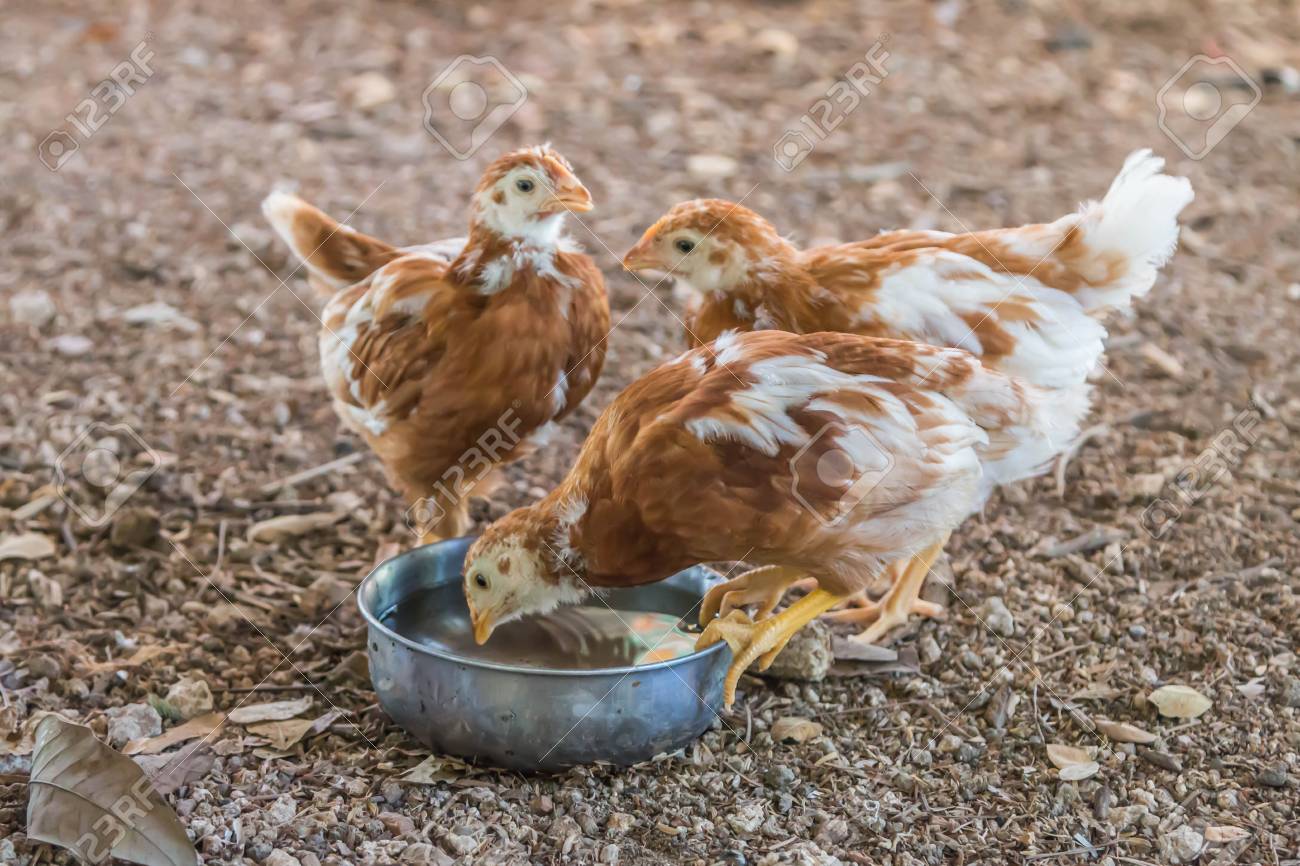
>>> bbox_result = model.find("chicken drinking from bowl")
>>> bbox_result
[459,330,1087,706]
[263,145,610,543]
[623,149,1192,640]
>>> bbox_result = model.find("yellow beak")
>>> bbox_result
[621,236,658,272]
[544,183,594,215]
[471,607,498,645]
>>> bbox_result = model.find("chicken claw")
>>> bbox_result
[699,565,804,626]
[696,588,848,707]
[844,538,948,646]
[822,595,946,626]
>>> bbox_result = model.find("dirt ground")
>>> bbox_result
[2,0,1299,864]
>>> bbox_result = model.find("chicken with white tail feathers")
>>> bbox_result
[624,149,1194,643]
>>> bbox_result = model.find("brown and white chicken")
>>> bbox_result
[458,330,1087,705]
[622,150,1192,641]
[263,145,610,542]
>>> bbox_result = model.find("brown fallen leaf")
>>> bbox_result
[1047,743,1100,780]
[1148,684,1213,719]
[1094,718,1157,745]
[80,645,176,674]
[398,754,473,785]
[27,715,197,866]
[1204,825,1251,844]
[1,710,62,757]
[135,744,216,797]
[124,713,226,756]
[325,650,370,684]
[0,532,56,561]
[246,718,314,751]
[247,512,344,543]
[1071,683,1122,701]
[771,716,823,743]
[227,696,313,725]
[831,637,899,662]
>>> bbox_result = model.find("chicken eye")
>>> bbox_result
[471,572,489,590]
[515,178,535,193]
[675,239,695,255]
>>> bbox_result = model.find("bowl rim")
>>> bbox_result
[356,538,728,678]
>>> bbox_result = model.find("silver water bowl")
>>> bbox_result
[357,537,729,771]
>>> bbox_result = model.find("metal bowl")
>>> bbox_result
[357,537,729,771]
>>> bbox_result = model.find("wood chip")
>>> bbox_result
[1204,825,1251,844]
[0,532,56,561]
[771,716,823,743]
[227,696,313,725]
[1047,743,1100,780]
[1149,684,1213,719]
[246,512,344,543]
[1094,718,1157,744]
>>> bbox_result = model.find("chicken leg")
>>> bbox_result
[696,587,850,707]
[821,554,946,627]
[843,537,948,646]
[699,565,806,626]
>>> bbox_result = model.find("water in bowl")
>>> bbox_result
[381,582,699,670]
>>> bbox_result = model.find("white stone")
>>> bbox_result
[9,290,57,327]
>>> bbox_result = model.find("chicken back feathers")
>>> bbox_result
[263,146,610,534]
[470,331,1079,601]
[627,150,1193,395]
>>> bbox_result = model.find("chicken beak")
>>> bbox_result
[471,607,498,645]
[621,236,659,272]
[544,183,593,214]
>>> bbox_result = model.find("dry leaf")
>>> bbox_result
[246,718,314,751]
[1071,683,1121,701]
[1059,761,1101,781]
[1,710,62,757]
[80,645,176,674]
[1046,743,1100,780]
[135,745,216,797]
[1046,743,1092,768]
[0,532,56,561]
[227,696,312,725]
[771,716,823,743]
[124,713,226,756]
[1094,718,1157,744]
[27,715,197,866]
[831,637,898,662]
[398,754,472,785]
[1204,825,1251,843]
[1149,684,1213,719]
[247,512,343,543]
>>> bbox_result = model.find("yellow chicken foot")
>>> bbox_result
[699,565,806,626]
[848,538,948,646]
[821,593,946,625]
[696,588,849,707]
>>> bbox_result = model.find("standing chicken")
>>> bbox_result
[459,331,1086,705]
[263,145,610,542]
[622,150,1192,640]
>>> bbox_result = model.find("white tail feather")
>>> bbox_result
[1070,149,1194,314]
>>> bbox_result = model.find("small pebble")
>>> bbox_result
[264,852,301,866]
[1279,676,1300,708]
[106,703,162,747]
[763,764,796,791]
[1256,765,1288,788]
[1158,825,1204,864]
[983,596,1015,637]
